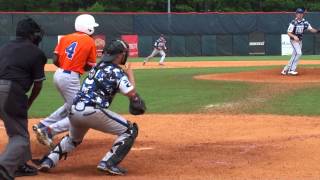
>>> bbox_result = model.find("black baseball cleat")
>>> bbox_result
[0,165,13,180]
[97,161,127,176]
[14,163,38,177]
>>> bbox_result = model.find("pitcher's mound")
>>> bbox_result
[194,68,320,83]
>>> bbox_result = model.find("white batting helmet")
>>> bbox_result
[74,14,99,35]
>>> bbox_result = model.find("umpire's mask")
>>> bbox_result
[16,18,44,46]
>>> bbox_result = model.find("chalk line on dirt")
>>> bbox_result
[131,147,154,151]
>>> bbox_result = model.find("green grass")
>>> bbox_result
[127,55,320,62]
[253,86,320,116]
[46,55,320,64]
[29,66,267,118]
[29,65,320,117]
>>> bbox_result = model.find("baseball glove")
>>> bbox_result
[129,93,146,115]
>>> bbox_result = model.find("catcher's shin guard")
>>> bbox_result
[102,123,138,166]
[44,135,82,167]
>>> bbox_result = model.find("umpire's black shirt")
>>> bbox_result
[0,37,47,92]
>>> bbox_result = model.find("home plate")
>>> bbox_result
[131,147,153,151]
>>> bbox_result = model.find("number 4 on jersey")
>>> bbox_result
[65,42,78,60]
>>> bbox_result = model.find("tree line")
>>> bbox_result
[0,0,319,12]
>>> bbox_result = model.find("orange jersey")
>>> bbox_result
[54,32,97,74]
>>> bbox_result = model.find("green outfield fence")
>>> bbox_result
[0,12,320,58]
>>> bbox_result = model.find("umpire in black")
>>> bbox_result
[0,18,47,179]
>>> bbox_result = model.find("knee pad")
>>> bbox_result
[106,123,139,166]
[126,122,138,139]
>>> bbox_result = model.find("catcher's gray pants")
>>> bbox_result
[47,105,129,166]
[70,106,129,141]
[145,49,166,63]
[283,40,302,72]
[0,80,31,178]
[40,68,80,135]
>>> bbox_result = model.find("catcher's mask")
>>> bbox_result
[101,39,129,65]
[16,18,44,46]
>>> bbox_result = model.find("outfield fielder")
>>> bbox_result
[37,40,146,176]
[281,8,319,75]
[143,34,167,66]
[32,14,98,148]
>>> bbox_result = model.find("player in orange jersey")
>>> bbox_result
[32,14,99,148]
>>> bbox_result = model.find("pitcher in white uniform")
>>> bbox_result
[281,8,319,75]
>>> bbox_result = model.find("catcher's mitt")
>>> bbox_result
[129,93,146,115]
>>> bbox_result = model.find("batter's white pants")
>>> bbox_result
[145,49,166,63]
[283,40,302,72]
[40,68,80,135]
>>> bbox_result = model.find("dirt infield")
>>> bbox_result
[195,68,320,83]
[0,60,319,179]
[1,115,320,180]
[45,60,320,71]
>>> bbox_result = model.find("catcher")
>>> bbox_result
[37,40,146,175]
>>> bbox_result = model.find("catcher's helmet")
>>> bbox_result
[296,8,305,14]
[75,14,99,35]
[16,18,44,46]
[101,39,129,65]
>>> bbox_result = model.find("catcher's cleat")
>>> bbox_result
[97,161,127,176]
[33,125,54,149]
[38,158,54,172]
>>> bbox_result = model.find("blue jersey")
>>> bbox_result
[74,62,134,108]
[287,18,312,40]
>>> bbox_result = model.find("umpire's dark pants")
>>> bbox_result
[0,80,31,178]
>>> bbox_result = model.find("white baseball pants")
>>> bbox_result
[145,49,166,63]
[283,40,302,72]
[40,68,80,135]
